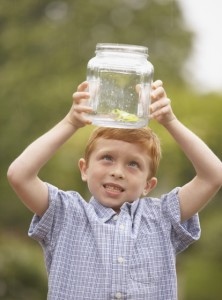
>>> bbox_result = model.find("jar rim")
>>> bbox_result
[96,43,148,56]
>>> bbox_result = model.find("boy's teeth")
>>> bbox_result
[105,185,122,192]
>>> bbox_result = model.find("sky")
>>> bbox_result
[177,0,222,93]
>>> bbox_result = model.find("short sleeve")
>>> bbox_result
[28,184,87,272]
[28,183,81,247]
[161,187,201,254]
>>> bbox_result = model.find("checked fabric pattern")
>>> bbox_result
[29,184,200,300]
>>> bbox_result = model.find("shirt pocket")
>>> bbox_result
[129,232,164,284]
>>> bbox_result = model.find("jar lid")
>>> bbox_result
[96,43,148,56]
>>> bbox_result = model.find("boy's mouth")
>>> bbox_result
[103,183,124,193]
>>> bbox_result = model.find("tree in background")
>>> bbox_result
[0,0,192,228]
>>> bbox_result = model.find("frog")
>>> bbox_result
[111,109,139,122]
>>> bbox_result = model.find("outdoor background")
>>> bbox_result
[0,0,222,299]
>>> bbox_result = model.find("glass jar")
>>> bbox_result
[86,43,154,128]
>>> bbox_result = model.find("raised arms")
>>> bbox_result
[150,81,222,222]
[7,82,92,216]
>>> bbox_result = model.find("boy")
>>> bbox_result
[7,80,222,299]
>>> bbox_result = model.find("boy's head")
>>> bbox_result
[79,127,161,211]
[84,127,161,178]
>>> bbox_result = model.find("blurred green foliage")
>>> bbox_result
[0,0,221,299]
[0,233,47,299]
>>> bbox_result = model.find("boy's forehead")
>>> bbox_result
[94,137,130,148]
[93,137,146,155]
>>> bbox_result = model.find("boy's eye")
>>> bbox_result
[102,154,113,161]
[128,161,139,168]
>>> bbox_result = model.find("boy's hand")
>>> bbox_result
[149,80,176,125]
[66,81,93,129]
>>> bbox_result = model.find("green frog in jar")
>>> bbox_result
[111,109,139,122]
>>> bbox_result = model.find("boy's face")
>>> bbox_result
[79,138,157,212]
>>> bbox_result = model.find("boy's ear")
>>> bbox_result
[78,158,88,182]
[143,177,157,196]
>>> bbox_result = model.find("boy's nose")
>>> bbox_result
[110,166,125,179]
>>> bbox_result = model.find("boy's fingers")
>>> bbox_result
[72,92,90,104]
[77,81,88,92]
[151,86,166,103]
[74,105,93,113]
[150,98,171,113]
[73,105,93,125]
[152,80,163,90]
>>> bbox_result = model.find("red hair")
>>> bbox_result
[84,127,161,178]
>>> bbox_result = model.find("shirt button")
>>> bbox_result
[113,215,118,221]
[115,292,122,299]
[117,256,124,264]
[119,224,125,230]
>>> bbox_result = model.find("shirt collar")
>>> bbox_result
[121,199,140,220]
[89,197,140,222]
[89,197,116,222]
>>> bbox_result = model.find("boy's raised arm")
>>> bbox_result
[7,82,92,217]
[150,80,222,222]
[164,119,222,222]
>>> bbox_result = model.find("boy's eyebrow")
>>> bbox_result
[95,147,113,154]
[96,148,147,163]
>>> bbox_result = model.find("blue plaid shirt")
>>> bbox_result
[29,183,200,300]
